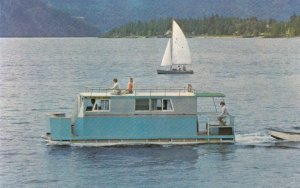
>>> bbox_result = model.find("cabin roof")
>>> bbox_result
[80,91,195,97]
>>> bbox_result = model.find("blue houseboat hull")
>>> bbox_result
[46,114,235,146]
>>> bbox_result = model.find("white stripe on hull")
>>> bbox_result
[42,136,234,146]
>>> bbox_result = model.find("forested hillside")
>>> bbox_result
[42,0,300,33]
[103,15,300,38]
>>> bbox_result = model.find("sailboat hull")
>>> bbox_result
[157,69,194,74]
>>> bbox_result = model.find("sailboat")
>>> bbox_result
[157,20,193,74]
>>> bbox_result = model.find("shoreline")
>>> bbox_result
[1,36,300,39]
[99,35,300,39]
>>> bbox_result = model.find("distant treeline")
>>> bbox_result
[103,14,300,38]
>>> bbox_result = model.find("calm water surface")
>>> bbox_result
[0,38,300,187]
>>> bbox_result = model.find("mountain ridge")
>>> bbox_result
[0,0,99,37]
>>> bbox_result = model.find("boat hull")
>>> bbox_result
[47,115,235,146]
[157,69,194,74]
[269,129,300,141]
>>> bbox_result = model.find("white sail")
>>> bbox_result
[160,39,172,66]
[171,20,191,65]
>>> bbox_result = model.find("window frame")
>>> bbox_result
[135,98,150,111]
[150,98,174,111]
[162,98,174,111]
[150,98,162,111]
[92,99,111,112]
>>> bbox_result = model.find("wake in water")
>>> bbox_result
[235,131,300,149]
[235,132,275,145]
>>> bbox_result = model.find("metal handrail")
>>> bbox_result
[197,113,235,127]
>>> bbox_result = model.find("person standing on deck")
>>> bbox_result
[218,101,229,126]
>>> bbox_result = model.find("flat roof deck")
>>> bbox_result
[80,88,225,98]
[80,91,195,97]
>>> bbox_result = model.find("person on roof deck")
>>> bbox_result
[111,78,121,95]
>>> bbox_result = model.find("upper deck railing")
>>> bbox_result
[83,87,197,97]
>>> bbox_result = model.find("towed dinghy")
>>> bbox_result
[269,128,300,141]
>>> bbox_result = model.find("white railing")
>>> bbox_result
[84,87,196,96]
[197,112,235,127]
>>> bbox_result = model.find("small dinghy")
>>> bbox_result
[269,128,300,141]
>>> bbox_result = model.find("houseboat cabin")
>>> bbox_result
[45,87,235,146]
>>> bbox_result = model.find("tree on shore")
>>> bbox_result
[103,15,300,38]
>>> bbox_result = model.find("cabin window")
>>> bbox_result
[151,98,162,110]
[151,98,173,111]
[162,99,173,111]
[93,99,110,111]
[85,98,95,111]
[135,99,149,111]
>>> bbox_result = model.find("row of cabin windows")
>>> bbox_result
[85,98,173,112]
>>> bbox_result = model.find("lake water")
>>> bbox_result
[0,38,300,187]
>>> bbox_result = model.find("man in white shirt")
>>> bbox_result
[218,101,229,126]
[111,78,121,95]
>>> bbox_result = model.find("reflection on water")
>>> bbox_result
[47,145,200,166]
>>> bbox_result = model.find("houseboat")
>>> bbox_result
[44,86,235,146]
